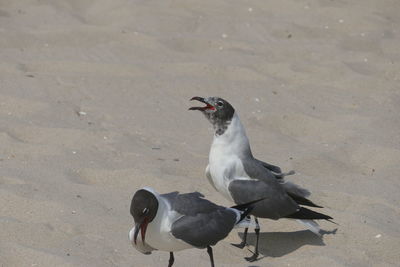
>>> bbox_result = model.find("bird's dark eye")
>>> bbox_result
[217,101,224,107]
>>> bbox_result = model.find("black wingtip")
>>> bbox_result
[231,197,267,211]
[287,193,324,208]
[285,207,333,221]
[231,197,267,221]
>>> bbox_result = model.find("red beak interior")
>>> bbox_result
[134,217,149,245]
[140,218,149,244]
[189,97,215,111]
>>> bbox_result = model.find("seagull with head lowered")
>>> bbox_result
[129,187,262,267]
[189,96,334,262]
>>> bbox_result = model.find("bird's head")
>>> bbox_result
[189,96,235,134]
[130,189,159,246]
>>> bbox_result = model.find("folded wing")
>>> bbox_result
[163,192,238,248]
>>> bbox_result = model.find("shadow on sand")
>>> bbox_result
[238,229,337,263]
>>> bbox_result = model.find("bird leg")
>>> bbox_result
[245,218,260,262]
[168,252,174,267]
[231,216,250,248]
[206,246,215,267]
[231,227,248,249]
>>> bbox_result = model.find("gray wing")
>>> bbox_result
[162,191,238,248]
[161,191,221,216]
[228,178,298,219]
[228,157,300,219]
[255,158,296,179]
[243,157,310,198]
[171,208,237,248]
[254,158,282,174]
[242,157,279,182]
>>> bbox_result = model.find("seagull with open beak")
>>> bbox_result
[189,96,334,262]
[129,187,262,267]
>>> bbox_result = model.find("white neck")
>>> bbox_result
[144,190,192,251]
[211,112,251,157]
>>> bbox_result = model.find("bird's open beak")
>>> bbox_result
[133,217,149,245]
[189,96,215,111]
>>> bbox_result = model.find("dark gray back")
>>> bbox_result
[161,192,221,216]
[162,191,237,248]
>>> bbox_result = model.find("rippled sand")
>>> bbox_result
[0,0,399,266]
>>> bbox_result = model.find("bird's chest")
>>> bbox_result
[145,204,192,251]
[209,147,245,201]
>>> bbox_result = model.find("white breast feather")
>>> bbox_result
[142,190,193,252]
[208,113,251,201]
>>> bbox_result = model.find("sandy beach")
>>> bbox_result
[1,0,399,266]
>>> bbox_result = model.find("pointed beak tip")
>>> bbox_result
[189,97,209,111]
[190,96,204,102]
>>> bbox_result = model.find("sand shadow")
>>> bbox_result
[238,229,337,261]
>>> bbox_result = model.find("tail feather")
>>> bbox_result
[296,219,321,236]
[234,216,257,229]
